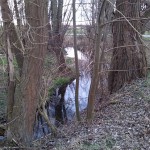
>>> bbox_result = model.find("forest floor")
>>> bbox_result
[0,40,150,149]
[33,78,150,150]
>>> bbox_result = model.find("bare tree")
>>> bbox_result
[73,0,80,121]
[0,0,49,146]
[0,0,25,142]
[87,0,107,121]
[0,0,24,75]
[49,0,72,76]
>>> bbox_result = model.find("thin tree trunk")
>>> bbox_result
[14,0,21,28]
[6,37,15,141]
[50,0,71,76]
[0,0,24,141]
[0,0,24,75]
[73,0,80,121]
[87,0,107,121]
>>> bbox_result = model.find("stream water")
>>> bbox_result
[65,73,91,120]
[34,47,91,139]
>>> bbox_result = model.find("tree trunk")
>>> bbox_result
[108,0,147,93]
[52,34,70,75]
[49,0,71,76]
[9,0,48,146]
[87,0,107,121]
[73,0,80,121]
[0,0,24,141]
[14,0,21,28]
[0,0,24,75]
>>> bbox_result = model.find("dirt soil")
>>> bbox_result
[0,78,150,150]
[33,78,150,150]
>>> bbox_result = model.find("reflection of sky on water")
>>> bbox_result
[65,47,87,60]
[65,74,91,119]
[64,47,91,119]
[34,47,91,138]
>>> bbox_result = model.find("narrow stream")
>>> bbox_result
[34,47,91,139]
[65,73,91,120]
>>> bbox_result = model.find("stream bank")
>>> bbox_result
[34,47,91,139]
[34,72,91,139]
[33,79,150,150]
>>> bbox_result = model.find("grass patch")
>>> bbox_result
[66,58,73,65]
[146,70,150,85]
[80,143,100,150]
[142,37,150,41]
[44,54,57,68]
[0,56,7,66]
[53,77,70,87]
[105,137,116,149]
[48,77,71,96]
[0,55,18,68]
[0,91,7,121]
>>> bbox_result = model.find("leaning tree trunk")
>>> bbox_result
[108,0,147,93]
[10,0,48,146]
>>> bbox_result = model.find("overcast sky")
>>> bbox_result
[63,0,92,25]
[0,0,92,25]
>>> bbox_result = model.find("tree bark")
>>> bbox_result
[108,0,147,93]
[87,0,107,121]
[73,0,81,121]
[0,0,24,75]
[0,0,24,141]
[9,0,48,146]
[141,0,150,33]
[50,0,71,76]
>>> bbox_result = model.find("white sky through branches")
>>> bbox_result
[0,0,92,25]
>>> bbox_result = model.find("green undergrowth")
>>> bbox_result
[0,90,7,122]
[48,77,71,96]
[0,67,7,122]
[0,56,7,66]
[44,54,57,69]
[54,77,70,87]
[54,136,117,150]
[66,57,74,65]
[146,70,150,85]
[0,55,18,65]
[142,36,150,41]
[80,143,100,150]
[78,136,116,150]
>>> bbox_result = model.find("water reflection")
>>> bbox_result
[65,47,87,60]
[34,47,91,139]
[65,73,91,120]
